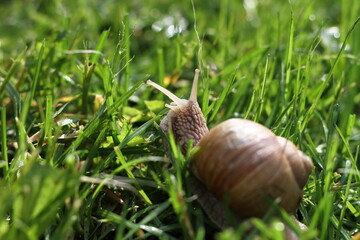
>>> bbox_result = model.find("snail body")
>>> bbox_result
[146,69,313,225]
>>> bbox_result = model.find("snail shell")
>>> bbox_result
[191,118,313,219]
[147,69,313,227]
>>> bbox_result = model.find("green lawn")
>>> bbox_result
[0,0,359,239]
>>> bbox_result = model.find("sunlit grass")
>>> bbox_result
[0,0,359,239]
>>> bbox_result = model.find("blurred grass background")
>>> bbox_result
[0,0,359,239]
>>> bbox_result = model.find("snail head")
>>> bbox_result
[146,69,208,153]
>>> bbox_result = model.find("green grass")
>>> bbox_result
[0,0,359,239]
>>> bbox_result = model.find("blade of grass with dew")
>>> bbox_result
[123,201,171,239]
[128,202,163,228]
[110,212,164,238]
[139,225,178,240]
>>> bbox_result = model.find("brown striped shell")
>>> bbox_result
[190,118,313,219]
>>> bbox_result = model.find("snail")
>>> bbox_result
[146,69,313,230]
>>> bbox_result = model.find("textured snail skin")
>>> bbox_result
[190,118,313,218]
[160,101,209,154]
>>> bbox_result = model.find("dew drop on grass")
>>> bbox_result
[321,26,351,52]
[151,14,188,38]
[273,221,285,231]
